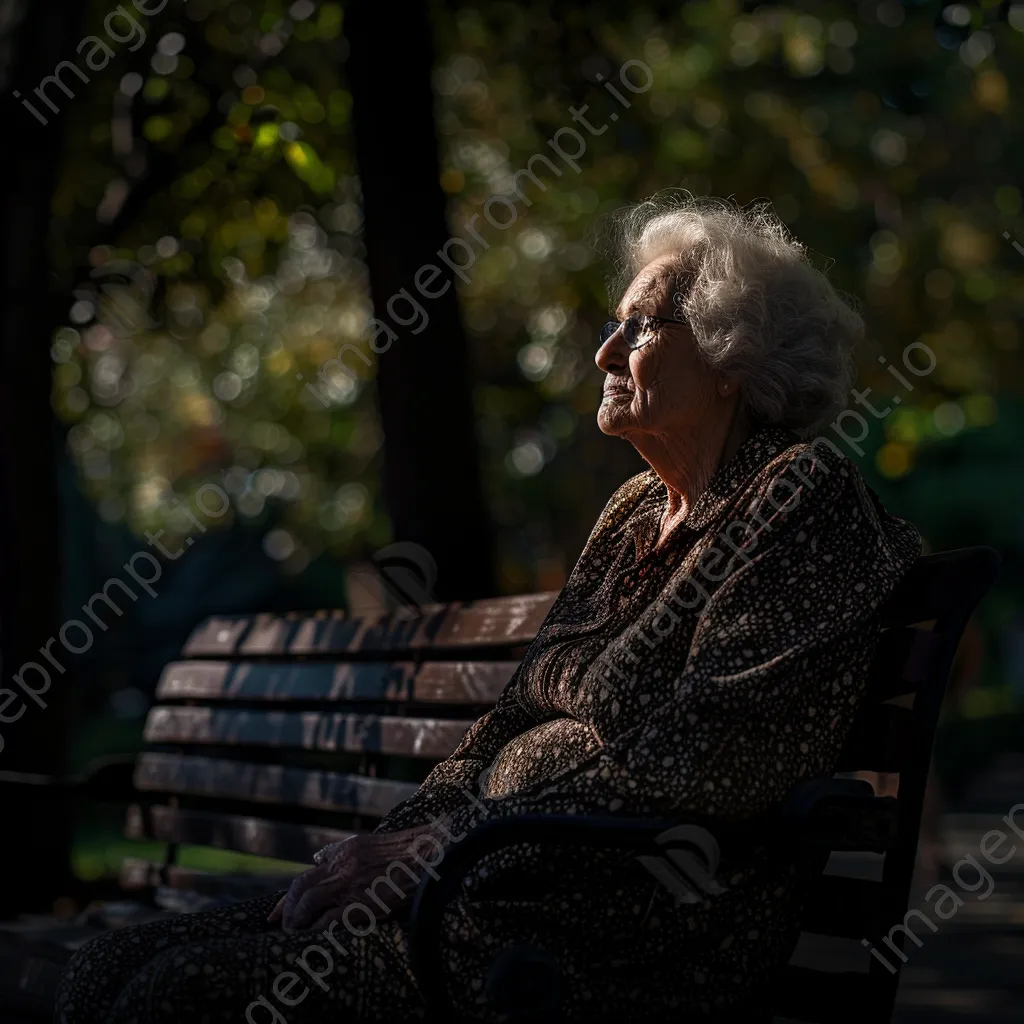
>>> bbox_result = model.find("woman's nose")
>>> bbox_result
[595,325,629,375]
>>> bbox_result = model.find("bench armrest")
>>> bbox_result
[408,777,890,1019]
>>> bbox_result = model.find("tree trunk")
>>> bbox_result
[0,0,83,915]
[346,0,496,601]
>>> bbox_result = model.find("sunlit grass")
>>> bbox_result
[73,837,304,882]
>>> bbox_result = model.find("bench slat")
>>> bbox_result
[182,616,254,657]
[181,593,557,658]
[156,660,517,705]
[431,594,556,647]
[125,805,353,863]
[184,608,446,657]
[412,660,518,703]
[238,613,304,655]
[143,707,473,758]
[289,609,445,655]
[120,859,297,899]
[157,661,412,703]
[134,753,417,817]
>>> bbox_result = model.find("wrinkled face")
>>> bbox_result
[596,255,727,442]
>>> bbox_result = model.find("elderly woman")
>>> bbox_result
[56,196,920,1023]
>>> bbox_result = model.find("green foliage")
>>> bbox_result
[428,0,1024,590]
[49,0,1024,590]
[51,0,383,574]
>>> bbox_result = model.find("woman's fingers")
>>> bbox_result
[276,837,410,932]
[271,831,441,933]
[279,864,331,929]
[278,844,359,931]
[284,876,349,933]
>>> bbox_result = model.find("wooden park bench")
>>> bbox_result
[0,546,1000,1022]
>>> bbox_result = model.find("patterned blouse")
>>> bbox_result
[375,425,922,1018]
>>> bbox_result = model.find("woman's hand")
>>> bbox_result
[267,823,449,933]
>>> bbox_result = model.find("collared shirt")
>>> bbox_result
[377,426,922,1018]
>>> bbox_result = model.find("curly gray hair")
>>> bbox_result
[599,193,862,438]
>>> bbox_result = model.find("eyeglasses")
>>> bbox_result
[599,313,687,351]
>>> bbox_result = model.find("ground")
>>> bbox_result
[893,752,1024,1024]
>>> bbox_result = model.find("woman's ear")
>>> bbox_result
[716,376,735,398]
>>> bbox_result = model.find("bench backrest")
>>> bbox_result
[126,547,1000,1023]
[125,593,554,891]
[764,545,1000,1023]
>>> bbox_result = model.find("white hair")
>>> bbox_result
[599,192,863,437]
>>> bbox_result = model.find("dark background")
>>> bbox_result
[1,1,1022,1016]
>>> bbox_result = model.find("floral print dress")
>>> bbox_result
[55,426,921,1023]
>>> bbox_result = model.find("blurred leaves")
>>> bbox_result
[429,0,1024,586]
[48,0,1024,591]
[50,0,383,574]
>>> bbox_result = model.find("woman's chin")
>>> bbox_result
[597,403,636,436]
